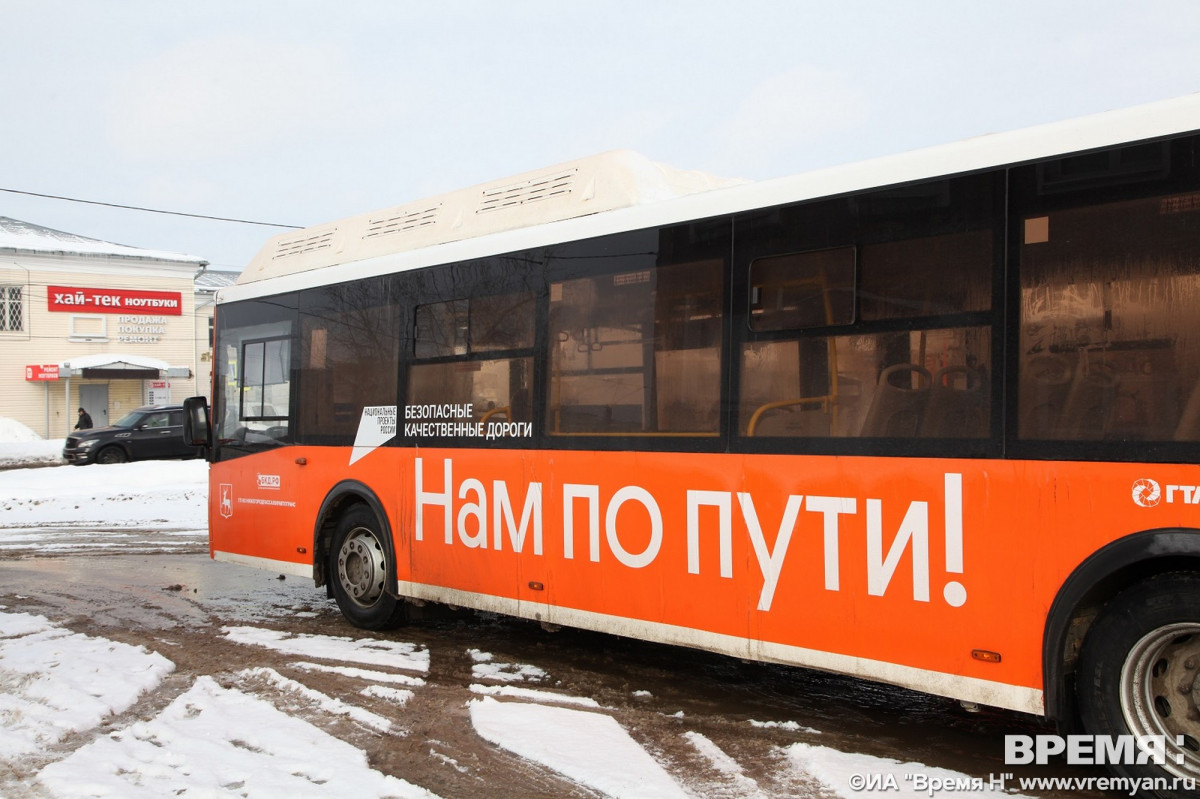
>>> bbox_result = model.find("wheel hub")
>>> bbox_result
[336,527,386,607]
[1123,623,1200,780]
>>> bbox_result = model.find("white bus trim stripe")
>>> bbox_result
[396,579,1043,716]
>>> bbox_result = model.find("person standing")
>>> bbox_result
[75,407,93,430]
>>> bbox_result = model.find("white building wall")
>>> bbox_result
[0,250,206,439]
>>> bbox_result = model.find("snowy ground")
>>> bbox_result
[0,419,1050,798]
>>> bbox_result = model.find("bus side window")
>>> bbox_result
[297,277,402,445]
[546,260,723,437]
[740,228,993,440]
[1018,192,1200,442]
[407,291,536,432]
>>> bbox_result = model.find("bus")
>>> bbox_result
[186,95,1200,792]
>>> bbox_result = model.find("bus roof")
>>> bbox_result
[238,150,744,285]
[225,93,1200,302]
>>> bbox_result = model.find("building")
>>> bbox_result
[193,267,240,405]
[0,216,233,438]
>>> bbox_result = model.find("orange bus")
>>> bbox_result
[187,96,1200,790]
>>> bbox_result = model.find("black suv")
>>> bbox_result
[63,405,202,465]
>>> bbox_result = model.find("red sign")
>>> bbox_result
[47,285,183,316]
[25,364,59,381]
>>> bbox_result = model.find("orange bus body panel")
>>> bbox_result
[208,445,1200,712]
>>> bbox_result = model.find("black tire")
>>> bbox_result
[95,446,128,464]
[1077,572,1200,795]
[328,504,407,630]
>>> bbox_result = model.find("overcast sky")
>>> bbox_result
[3,0,1199,272]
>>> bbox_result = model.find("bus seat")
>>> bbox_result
[1018,354,1072,439]
[1174,379,1200,441]
[920,366,988,438]
[859,364,931,437]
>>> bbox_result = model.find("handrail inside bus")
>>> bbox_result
[746,396,836,436]
[480,406,510,424]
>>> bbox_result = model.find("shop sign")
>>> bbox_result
[25,364,59,381]
[47,285,183,316]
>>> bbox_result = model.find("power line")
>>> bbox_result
[0,187,303,229]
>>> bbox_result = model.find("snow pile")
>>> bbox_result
[0,460,207,529]
[0,416,63,468]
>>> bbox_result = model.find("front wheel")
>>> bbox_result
[95,446,128,464]
[328,505,407,630]
[1077,572,1200,795]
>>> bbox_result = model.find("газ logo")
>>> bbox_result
[1132,478,1162,508]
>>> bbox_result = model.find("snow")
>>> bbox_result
[60,353,171,371]
[470,696,690,799]
[0,612,175,761]
[0,416,1029,798]
[685,731,770,799]
[0,418,63,468]
[0,459,208,530]
[468,647,549,683]
[0,216,205,265]
[787,743,1032,799]
[37,676,433,799]
[223,626,430,672]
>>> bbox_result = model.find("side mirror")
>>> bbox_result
[183,396,211,449]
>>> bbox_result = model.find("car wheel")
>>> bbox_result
[329,504,407,630]
[1077,572,1200,795]
[95,446,128,464]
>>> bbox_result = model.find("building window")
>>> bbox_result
[0,286,22,331]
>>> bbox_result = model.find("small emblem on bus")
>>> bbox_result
[1131,478,1162,508]
[219,483,234,518]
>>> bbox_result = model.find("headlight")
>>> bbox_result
[78,439,98,449]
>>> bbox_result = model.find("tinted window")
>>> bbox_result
[750,247,855,331]
[547,255,724,436]
[297,277,401,445]
[737,172,998,443]
[1018,192,1200,442]
[213,295,298,460]
[407,288,536,442]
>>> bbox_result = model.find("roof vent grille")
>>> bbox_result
[478,169,577,214]
[273,229,335,259]
[364,205,441,239]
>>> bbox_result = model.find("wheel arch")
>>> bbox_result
[97,442,132,461]
[312,481,397,598]
[1042,527,1200,724]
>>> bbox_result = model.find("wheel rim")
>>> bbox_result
[98,448,125,464]
[1120,622,1200,780]
[336,526,387,608]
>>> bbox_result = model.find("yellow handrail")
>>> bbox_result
[747,395,834,436]
[480,406,511,424]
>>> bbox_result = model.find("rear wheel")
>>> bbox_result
[328,505,407,630]
[1077,573,1200,795]
[95,446,127,464]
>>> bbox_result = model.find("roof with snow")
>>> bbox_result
[57,353,192,379]
[0,217,206,265]
[195,269,240,292]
